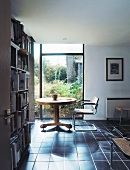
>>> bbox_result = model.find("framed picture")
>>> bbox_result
[106,58,123,81]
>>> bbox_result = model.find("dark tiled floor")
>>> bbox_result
[18,119,130,170]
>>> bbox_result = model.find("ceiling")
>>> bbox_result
[11,0,130,46]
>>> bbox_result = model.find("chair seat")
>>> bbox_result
[73,97,99,131]
[74,108,94,114]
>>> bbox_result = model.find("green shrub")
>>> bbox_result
[44,80,71,97]
[69,81,82,99]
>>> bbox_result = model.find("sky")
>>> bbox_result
[43,55,66,66]
[34,43,83,66]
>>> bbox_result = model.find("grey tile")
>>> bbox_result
[52,147,65,153]
[18,119,130,170]
[78,153,92,161]
[79,160,96,170]
[64,153,78,160]
[48,162,64,170]
[123,161,130,169]
[33,162,49,170]
[36,153,50,161]
[91,152,107,161]
[40,142,53,147]
[117,152,130,160]
[64,161,80,170]
[28,147,39,154]
[50,153,64,161]
[64,147,77,153]
[94,161,110,170]
[76,146,90,153]
[105,152,120,161]
[111,160,129,170]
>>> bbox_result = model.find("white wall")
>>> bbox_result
[84,45,130,120]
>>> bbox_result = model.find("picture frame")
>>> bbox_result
[106,58,123,81]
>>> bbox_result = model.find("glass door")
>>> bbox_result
[34,44,84,118]
[42,54,83,118]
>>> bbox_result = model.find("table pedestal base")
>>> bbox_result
[40,122,72,129]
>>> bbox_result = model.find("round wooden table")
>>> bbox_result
[35,97,77,129]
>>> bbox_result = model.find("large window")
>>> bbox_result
[42,44,83,53]
[34,44,84,118]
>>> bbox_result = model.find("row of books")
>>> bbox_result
[11,70,29,92]
[11,18,32,53]
[10,124,30,168]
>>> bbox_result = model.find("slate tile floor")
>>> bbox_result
[18,119,130,170]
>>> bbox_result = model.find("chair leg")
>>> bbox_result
[110,141,113,169]
[73,113,76,130]
[73,113,97,131]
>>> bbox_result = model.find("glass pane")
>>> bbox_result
[34,44,83,118]
[42,44,83,53]
[34,44,40,118]
[42,54,83,118]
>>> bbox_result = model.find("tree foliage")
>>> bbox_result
[34,56,82,99]
[44,65,67,83]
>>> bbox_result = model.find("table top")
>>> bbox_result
[115,107,130,111]
[35,97,77,105]
[112,138,130,157]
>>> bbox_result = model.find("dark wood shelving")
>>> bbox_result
[10,17,34,170]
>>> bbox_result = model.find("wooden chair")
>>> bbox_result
[72,96,99,131]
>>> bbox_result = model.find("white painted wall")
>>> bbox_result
[84,45,130,120]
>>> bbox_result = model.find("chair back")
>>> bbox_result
[91,97,99,114]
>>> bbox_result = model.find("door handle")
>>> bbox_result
[0,109,14,124]
[4,114,14,124]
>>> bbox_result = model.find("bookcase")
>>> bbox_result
[10,18,34,169]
